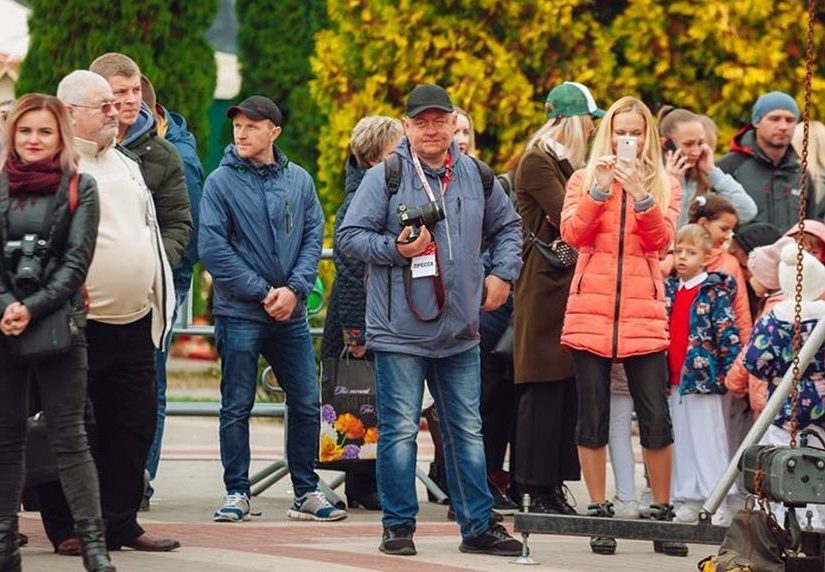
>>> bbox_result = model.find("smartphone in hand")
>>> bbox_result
[663,138,678,153]
[617,136,638,164]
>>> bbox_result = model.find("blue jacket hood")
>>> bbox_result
[164,110,197,153]
[121,102,156,147]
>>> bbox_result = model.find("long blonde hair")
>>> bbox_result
[792,120,825,208]
[581,96,671,214]
[0,93,79,173]
[526,115,590,169]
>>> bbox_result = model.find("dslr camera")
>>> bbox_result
[397,201,445,242]
[3,234,47,292]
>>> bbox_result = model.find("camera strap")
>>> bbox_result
[405,151,452,322]
[403,241,446,322]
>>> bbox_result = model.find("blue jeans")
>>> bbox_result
[145,290,187,500]
[375,347,493,539]
[215,316,319,497]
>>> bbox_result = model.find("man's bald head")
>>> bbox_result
[57,70,112,106]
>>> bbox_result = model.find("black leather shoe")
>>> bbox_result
[112,532,180,552]
[547,485,578,515]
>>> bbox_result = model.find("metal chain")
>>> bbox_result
[788,0,816,449]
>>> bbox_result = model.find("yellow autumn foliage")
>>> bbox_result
[311,0,824,222]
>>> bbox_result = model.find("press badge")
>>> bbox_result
[411,242,438,278]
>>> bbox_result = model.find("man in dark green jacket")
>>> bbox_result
[90,53,192,266]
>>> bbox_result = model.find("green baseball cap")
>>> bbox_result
[545,82,605,119]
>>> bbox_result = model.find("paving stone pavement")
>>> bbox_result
[18,417,717,571]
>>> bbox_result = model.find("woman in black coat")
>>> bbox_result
[0,94,112,572]
[320,115,403,510]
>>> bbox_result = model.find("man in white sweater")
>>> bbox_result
[51,70,178,552]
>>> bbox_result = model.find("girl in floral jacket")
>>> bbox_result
[665,224,742,524]
[744,243,825,526]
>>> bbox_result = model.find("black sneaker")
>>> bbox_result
[648,503,688,557]
[379,525,416,556]
[459,523,523,557]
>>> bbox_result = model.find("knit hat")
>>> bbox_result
[784,219,825,252]
[752,91,800,125]
[778,242,825,301]
[748,236,794,291]
[734,222,783,254]
[545,82,605,119]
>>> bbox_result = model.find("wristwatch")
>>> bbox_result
[285,284,302,298]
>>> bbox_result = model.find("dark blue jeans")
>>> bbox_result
[145,290,187,500]
[215,315,319,497]
[375,347,493,539]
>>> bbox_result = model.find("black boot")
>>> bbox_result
[648,503,688,557]
[0,517,21,572]
[587,502,616,555]
[75,518,116,571]
[547,485,578,515]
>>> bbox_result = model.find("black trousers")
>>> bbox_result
[0,334,101,523]
[39,315,157,547]
[513,378,580,489]
[572,349,673,449]
[480,346,516,475]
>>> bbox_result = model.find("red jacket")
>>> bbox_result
[561,170,682,358]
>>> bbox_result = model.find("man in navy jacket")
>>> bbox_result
[200,96,345,522]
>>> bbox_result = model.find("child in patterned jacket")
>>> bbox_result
[744,242,825,526]
[665,224,742,524]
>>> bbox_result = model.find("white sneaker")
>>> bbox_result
[287,490,348,522]
[638,487,653,518]
[612,498,640,519]
[213,492,251,522]
[675,501,701,524]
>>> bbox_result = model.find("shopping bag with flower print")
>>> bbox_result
[318,352,378,463]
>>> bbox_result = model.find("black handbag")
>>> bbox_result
[525,231,578,270]
[490,322,514,359]
[318,352,378,463]
[10,302,78,361]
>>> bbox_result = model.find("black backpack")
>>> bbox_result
[383,152,495,199]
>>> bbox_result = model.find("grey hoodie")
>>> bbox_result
[337,139,522,358]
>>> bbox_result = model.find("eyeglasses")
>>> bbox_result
[70,101,122,114]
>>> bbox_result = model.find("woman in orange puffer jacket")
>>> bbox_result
[560,96,683,557]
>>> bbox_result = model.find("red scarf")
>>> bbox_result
[5,154,64,195]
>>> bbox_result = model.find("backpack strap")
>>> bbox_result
[383,152,402,197]
[470,156,495,199]
[385,151,495,200]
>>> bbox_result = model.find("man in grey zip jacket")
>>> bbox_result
[337,84,523,557]
[718,91,818,230]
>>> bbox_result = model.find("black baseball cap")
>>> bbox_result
[405,84,454,118]
[227,95,283,126]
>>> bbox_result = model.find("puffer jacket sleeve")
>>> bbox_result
[483,177,522,284]
[337,164,409,267]
[561,169,608,248]
[332,192,367,338]
[725,352,750,398]
[633,177,681,253]
[286,173,323,298]
[22,174,100,320]
[199,173,270,302]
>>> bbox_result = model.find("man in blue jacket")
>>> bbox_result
[337,84,523,556]
[200,96,344,522]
